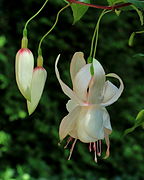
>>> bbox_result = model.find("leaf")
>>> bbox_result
[71,0,90,24]
[124,110,144,135]
[124,0,144,10]
[133,53,144,57]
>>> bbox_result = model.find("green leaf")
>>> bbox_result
[71,0,90,24]
[124,110,144,135]
[133,53,144,57]
[124,0,144,10]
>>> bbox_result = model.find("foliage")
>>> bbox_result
[71,0,90,24]
[0,0,144,179]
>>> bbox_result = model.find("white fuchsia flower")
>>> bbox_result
[15,48,34,101]
[55,52,124,162]
[27,66,47,115]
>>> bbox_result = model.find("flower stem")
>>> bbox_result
[92,10,111,59]
[37,3,70,56]
[23,0,49,37]
[89,10,106,58]
[66,0,131,10]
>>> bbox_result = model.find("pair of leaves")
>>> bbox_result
[124,110,144,136]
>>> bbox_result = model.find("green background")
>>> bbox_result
[0,0,144,179]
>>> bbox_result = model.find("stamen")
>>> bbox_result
[89,142,92,152]
[93,142,97,163]
[99,140,101,155]
[93,142,96,151]
[104,134,110,159]
[64,137,73,149]
[104,146,110,159]
[68,139,77,160]
[97,140,101,157]
[94,150,97,163]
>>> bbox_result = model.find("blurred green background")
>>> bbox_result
[0,0,144,179]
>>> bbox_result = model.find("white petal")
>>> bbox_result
[101,73,124,107]
[77,106,99,143]
[77,107,104,143]
[70,52,86,83]
[83,106,105,140]
[73,64,91,101]
[27,67,47,115]
[88,59,105,104]
[66,100,78,112]
[55,55,82,104]
[59,106,81,141]
[15,48,34,101]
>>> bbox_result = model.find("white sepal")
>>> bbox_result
[101,73,124,107]
[27,67,47,115]
[70,52,86,84]
[55,54,82,105]
[15,48,34,101]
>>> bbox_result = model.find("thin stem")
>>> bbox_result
[66,0,131,10]
[23,0,49,36]
[89,10,106,58]
[93,10,111,58]
[38,3,70,56]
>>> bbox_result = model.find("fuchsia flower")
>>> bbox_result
[55,52,124,162]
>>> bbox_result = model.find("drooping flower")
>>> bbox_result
[15,48,34,101]
[27,66,47,115]
[16,42,47,115]
[55,52,124,162]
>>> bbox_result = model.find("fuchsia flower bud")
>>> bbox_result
[27,56,47,115]
[15,36,47,115]
[15,48,34,101]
